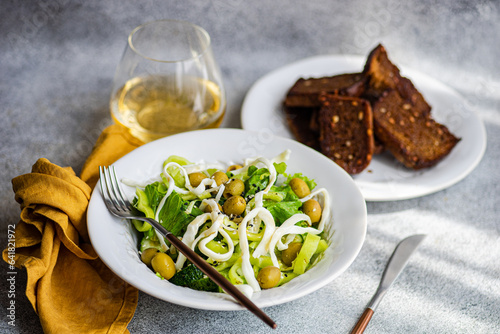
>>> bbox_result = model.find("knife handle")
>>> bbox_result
[350,308,374,334]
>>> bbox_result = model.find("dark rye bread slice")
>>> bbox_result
[283,106,320,150]
[372,90,460,169]
[284,73,365,108]
[318,94,375,174]
[362,44,431,117]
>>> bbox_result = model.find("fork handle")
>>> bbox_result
[143,218,277,329]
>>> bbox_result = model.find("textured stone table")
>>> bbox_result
[1,1,499,333]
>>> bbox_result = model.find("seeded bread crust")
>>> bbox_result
[284,73,365,108]
[372,90,460,169]
[317,94,375,174]
[362,44,431,117]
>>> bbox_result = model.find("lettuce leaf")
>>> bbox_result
[273,161,287,174]
[264,200,303,226]
[157,191,201,236]
[132,182,168,232]
[244,167,270,197]
[263,184,302,226]
[133,181,201,237]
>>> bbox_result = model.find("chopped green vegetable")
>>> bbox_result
[314,239,329,254]
[163,156,191,188]
[135,189,155,219]
[169,263,218,292]
[278,272,298,286]
[273,161,287,174]
[205,240,229,254]
[132,219,152,232]
[250,255,274,268]
[293,233,321,275]
[228,258,246,285]
[140,235,161,252]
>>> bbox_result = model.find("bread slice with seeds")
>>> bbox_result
[284,73,366,108]
[372,90,460,169]
[362,44,431,117]
[317,94,375,174]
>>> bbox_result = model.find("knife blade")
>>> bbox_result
[350,234,426,334]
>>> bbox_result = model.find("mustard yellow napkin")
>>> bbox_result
[3,124,143,333]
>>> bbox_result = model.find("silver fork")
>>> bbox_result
[98,166,277,329]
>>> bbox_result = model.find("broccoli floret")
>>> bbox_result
[170,264,218,292]
[188,277,218,292]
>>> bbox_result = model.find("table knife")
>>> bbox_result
[350,234,426,334]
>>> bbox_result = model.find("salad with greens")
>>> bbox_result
[128,150,332,296]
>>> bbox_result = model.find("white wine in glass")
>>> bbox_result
[110,20,226,143]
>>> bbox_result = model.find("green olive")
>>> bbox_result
[290,178,311,198]
[151,252,176,280]
[257,266,281,289]
[302,199,322,223]
[204,203,223,213]
[212,171,229,186]
[222,195,246,215]
[281,242,302,267]
[140,248,159,267]
[223,179,245,198]
[227,164,243,172]
[188,172,207,187]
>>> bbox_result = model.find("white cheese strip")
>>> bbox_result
[237,207,277,292]
[197,215,234,262]
[175,213,211,270]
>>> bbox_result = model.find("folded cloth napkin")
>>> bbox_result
[2,124,143,333]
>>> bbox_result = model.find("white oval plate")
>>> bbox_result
[241,55,487,201]
[87,128,367,310]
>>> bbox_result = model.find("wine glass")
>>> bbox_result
[110,19,226,143]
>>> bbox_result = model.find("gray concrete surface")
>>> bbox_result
[1,1,499,333]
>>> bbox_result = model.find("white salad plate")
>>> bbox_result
[87,128,367,310]
[241,55,487,201]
